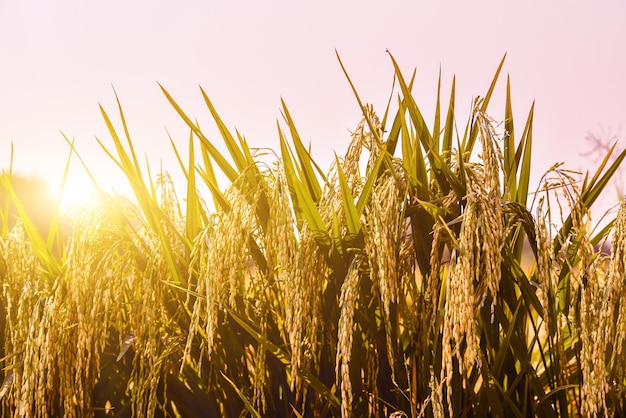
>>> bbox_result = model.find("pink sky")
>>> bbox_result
[1,1,625,211]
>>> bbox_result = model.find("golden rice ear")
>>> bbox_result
[335,256,363,418]
[363,173,406,381]
[580,257,610,416]
[604,199,626,394]
[534,199,558,336]
[440,106,505,415]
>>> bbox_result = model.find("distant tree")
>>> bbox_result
[582,126,624,196]
[581,126,624,254]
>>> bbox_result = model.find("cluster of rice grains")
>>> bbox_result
[334,105,416,418]
[530,159,626,417]
[4,99,626,418]
[0,223,46,416]
[178,105,411,412]
[581,198,626,417]
[438,107,504,415]
[0,192,184,416]
[184,166,309,413]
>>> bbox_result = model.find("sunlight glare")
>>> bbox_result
[53,175,101,216]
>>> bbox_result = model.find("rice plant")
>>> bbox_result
[1,52,626,417]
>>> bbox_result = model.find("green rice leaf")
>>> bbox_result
[167,130,205,242]
[299,370,341,410]
[414,198,447,219]
[219,372,262,418]
[336,50,384,144]
[504,75,517,197]
[555,146,626,256]
[387,52,464,197]
[198,87,251,175]
[98,102,185,285]
[47,138,74,252]
[335,155,361,237]
[432,67,442,153]
[464,54,507,152]
[226,307,290,365]
[515,103,534,205]
[281,99,322,201]
[185,130,202,242]
[197,167,230,212]
[159,84,239,182]
[227,305,338,409]
[278,128,329,246]
[382,70,416,157]
[399,98,428,199]
[356,151,386,216]
[0,176,60,280]
[441,76,456,161]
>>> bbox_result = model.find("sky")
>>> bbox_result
[0,1,625,213]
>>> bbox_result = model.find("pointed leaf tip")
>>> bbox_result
[116,331,136,362]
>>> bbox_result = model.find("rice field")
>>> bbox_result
[1,53,626,417]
